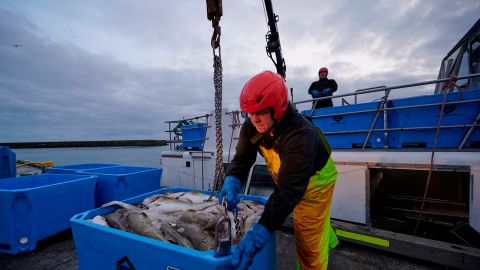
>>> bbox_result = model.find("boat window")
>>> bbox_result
[470,40,480,89]
[436,58,456,94]
[471,40,480,73]
[445,45,462,77]
[457,50,470,89]
[445,58,455,76]
[247,165,275,197]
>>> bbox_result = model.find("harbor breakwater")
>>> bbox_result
[1,140,167,149]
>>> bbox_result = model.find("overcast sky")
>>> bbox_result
[1,1,479,142]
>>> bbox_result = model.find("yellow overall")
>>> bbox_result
[259,146,338,270]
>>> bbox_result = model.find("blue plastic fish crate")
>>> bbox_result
[304,101,385,148]
[0,174,97,255]
[79,166,162,207]
[181,123,208,150]
[70,187,276,270]
[0,146,16,179]
[45,163,120,174]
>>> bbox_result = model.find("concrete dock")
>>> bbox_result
[0,229,442,269]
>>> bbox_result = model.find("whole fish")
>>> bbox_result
[163,191,186,200]
[161,223,194,249]
[202,204,224,216]
[237,201,255,216]
[178,210,216,228]
[175,190,214,204]
[149,211,182,229]
[127,212,167,242]
[101,200,135,210]
[104,208,129,232]
[141,194,163,205]
[174,222,215,251]
[147,197,218,214]
[242,200,265,213]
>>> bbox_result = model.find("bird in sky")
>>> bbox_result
[12,44,23,47]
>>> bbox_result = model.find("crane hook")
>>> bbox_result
[206,0,223,49]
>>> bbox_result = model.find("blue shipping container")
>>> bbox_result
[0,146,16,179]
[79,166,162,207]
[71,187,275,270]
[181,123,208,150]
[45,163,120,174]
[0,174,97,255]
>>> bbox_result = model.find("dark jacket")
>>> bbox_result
[226,104,330,232]
[308,78,338,108]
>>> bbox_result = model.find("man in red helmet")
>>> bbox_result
[308,67,338,109]
[218,70,338,270]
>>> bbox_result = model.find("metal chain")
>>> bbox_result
[206,1,240,234]
[233,210,244,238]
[212,53,225,192]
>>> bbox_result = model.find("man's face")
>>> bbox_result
[249,108,274,134]
[319,71,327,79]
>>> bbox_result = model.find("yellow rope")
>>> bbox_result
[16,160,55,169]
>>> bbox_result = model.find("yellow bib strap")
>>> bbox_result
[258,146,281,183]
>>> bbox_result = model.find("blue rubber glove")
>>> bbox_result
[311,89,321,98]
[218,176,242,211]
[231,223,271,270]
[322,88,333,95]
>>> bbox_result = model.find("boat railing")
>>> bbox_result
[293,73,480,150]
[295,73,480,110]
[341,86,388,105]
[164,114,212,151]
[164,110,244,152]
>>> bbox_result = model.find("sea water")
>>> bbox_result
[12,146,169,168]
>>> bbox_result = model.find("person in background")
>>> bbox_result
[218,70,338,270]
[308,67,338,109]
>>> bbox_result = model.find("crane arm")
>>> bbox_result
[263,0,286,79]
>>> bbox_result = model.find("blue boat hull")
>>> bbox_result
[304,89,480,149]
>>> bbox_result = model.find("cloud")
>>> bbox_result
[0,1,479,142]
[0,7,216,142]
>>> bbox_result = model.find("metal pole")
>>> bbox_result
[458,111,480,149]
[363,90,390,150]
[322,124,480,135]
[383,96,389,149]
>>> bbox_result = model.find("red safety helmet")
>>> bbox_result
[318,67,328,75]
[239,70,289,121]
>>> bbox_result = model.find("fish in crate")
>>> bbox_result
[89,190,265,251]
